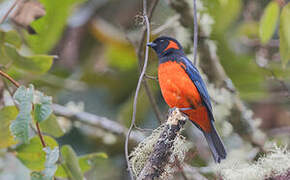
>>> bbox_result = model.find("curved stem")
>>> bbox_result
[0,70,20,87]
[125,0,152,179]
[36,121,46,147]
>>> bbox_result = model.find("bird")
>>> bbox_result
[147,36,227,163]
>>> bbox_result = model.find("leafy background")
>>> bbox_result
[0,0,289,179]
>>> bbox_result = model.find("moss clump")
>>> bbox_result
[129,123,190,178]
[217,145,290,180]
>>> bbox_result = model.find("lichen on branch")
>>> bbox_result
[129,108,191,180]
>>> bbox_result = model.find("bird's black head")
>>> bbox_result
[147,36,184,58]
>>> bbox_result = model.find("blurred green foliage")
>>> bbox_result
[0,0,289,179]
[27,0,86,53]
[0,106,18,148]
[280,3,290,68]
[16,136,58,171]
[259,1,279,44]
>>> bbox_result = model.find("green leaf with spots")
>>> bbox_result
[42,147,59,179]
[34,91,53,123]
[0,106,18,148]
[280,3,290,68]
[259,1,280,44]
[30,147,59,180]
[10,85,34,143]
[16,136,58,171]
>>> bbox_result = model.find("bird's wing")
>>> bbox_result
[180,57,214,120]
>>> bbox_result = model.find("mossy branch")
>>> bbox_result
[137,108,187,180]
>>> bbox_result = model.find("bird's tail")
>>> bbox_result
[203,124,227,163]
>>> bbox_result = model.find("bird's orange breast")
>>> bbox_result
[158,61,211,132]
[158,61,201,108]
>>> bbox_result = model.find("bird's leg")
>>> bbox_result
[145,74,158,81]
[168,107,178,115]
[168,107,190,121]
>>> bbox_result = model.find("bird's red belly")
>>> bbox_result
[158,61,211,132]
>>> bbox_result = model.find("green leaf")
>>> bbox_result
[54,165,67,178]
[34,91,53,123]
[280,3,290,68]
[0,106,18,148]
[4,44,53,74]
[78,152,108,173]
[55,152,107,178]
[60,145,84,180]
[237,21,259,39]
[0,30,22,48]
[259,1,280,44]
[40,114,64,138]
[16,136,58,171]
[204,0,241,34]
[31,147,59,180]
[42,147,59,179]
[10,85,34,143]
[26,0,86,53]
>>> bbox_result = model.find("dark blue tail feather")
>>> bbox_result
[203,124,227,163]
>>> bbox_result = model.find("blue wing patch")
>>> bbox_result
[180,57,214,121]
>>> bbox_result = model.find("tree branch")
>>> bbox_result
[137,108,187,180]
[52,104,145,142]
[125,0,157,179]
[0,0,21,24]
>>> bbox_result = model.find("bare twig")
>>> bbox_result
[0,70,20,87]
[193,0,198,65]
[52,104,145,142]
[36,120,46,147]
[137,109,187,180]
[135,0,163,124]
[125,0,153,179]
[0,0,21,24]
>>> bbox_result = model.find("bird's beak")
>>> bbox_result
[147,42,157,48]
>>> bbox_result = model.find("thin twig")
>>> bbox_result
[125,0,152,179]
[193,0,198,65]
[135,0,163,124]
[0,70,20,87]
[36,121,46,147]
[0,0,21,24]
